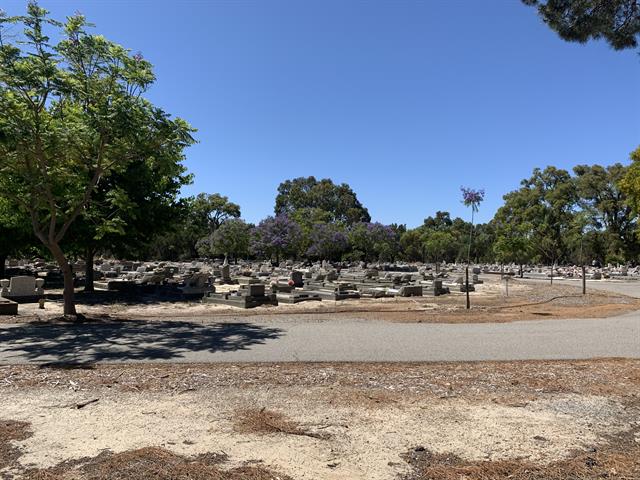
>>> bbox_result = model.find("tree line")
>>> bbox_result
[149,161,640,268]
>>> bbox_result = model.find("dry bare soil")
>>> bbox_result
[1,360,639,479]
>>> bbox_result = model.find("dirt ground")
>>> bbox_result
[3,278,639,324]
[1,360,639,479]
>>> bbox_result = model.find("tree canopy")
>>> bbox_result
[0,3,195,314]
[275,177,371,225]
[523,0,640,50]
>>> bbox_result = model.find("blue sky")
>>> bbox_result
[4,0,640,226]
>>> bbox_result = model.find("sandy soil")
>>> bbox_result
[1,360,639,479]
[3,279,639,325]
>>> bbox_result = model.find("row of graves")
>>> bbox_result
[201,261,487,309]
[1,257,638,314]
[504,263,640,280]
[0,258,484,312]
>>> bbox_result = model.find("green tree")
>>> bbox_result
[573,163,637,261]
[66,140,193,291]
[419,212,482,263]
[492,223,532,276]
[422,230,454,271]
[523,0,640,50]
[620,147,640,247]
[496,167,577,274]
[192,193,241,233]
[204,218,251,261]
[0,5,194,315]
[275,176,370,224]
[400,228,426,262]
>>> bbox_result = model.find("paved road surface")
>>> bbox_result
[0,280,638,365]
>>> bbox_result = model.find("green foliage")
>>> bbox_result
[523,0,640,50]
[492,223,532,265]
[289,208,334,257]
[192,193,241,233]
[497,167,577,264]
[573,162,636,260]
[346,223,399,262]
[422,230,455,263]
[204,218,251,260]
[399,229,425,262]
[0,196,36,275]
[620,147,640,238]
[0,4,194,313]
[275,176,370,224]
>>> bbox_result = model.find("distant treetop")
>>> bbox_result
[275,176,371,225]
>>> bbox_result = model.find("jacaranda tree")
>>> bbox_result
[250,215,302,264]
[461,187,485,309]
[0,3,194,315]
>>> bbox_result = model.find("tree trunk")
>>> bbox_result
[0,254,6,279]
[84,247,95,293]
[519,263,523,278]
[48,242,77,316]
[465,266,470,310]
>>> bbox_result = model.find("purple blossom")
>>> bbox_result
[460,187,485,212]
[133,52,144,62]
[306,223,349,260]
[250,215,301,260]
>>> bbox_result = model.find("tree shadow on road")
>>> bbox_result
[0,321,284,363]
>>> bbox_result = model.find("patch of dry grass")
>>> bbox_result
[0,419,32,470]
[235,407,326,439]
[2,359,639,401]
[24,447,292,480]
[402,427,640,480]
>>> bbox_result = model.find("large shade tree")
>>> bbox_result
[66,143,193,291]
[620,147,640,243]
[275,176,371,224]
[0,4,194,315]
[497,167,577,268]
[573,163,637,261]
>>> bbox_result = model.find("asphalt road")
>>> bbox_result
[0,280,638,365]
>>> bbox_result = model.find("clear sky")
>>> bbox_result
[4,0,640,226]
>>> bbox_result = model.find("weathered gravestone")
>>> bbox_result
[0,276,45,302]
